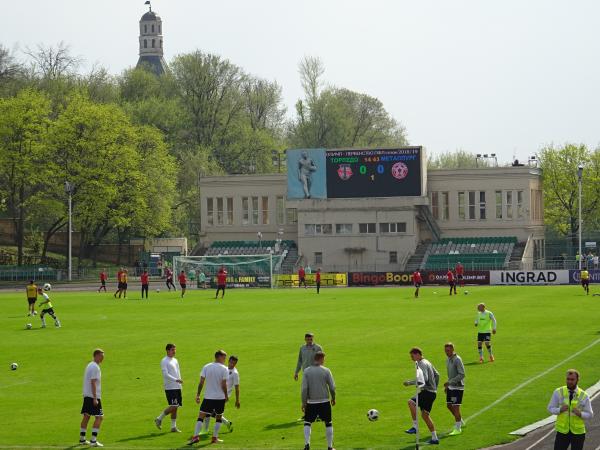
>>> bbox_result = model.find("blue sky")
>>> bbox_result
[2,0,599,162]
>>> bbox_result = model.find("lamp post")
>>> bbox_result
[577,164,583,270]
[257,231,263,249]
[64,181,74,281]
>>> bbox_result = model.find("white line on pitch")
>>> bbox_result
[464,336,600,424]
[524,428,555,450]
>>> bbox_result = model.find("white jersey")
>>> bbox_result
[161,356,181,390]
[227,367,240,397]
[200,362,228,400]
[83,361,102,399]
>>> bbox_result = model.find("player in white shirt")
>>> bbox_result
[201,355,240,434]
[79,349,104,447]
[155,344,183,433]
[188,350,229,445]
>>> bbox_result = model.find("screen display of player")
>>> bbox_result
[325,147,422,198]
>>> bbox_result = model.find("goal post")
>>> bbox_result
[173,254,278,288]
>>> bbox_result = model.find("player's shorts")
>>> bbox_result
[165,389,182,407]
[217,284,226,290]
[27,297,37,305]
[414,282,422,288]
[582,280,590,287]
[101,280,106,286]
[200,398,226,415]
[478,332,492,342]
[117,282,124,289]
[457,274,464,280]
[448,281,455,287]
[446,389,464,405]
[410,390,436,413]
[122,283,128,289]
[305,401,332,423]
[41,307,55,315]
[180,283,186,289]
[299,277,306,284]
[81,397,103,416]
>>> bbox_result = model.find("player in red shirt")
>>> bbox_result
[114,267,124,298]
[141,269,150,299]
[215,266,227,299]
[315,268,322,294]
[447,269,456,295]
[165,267,176,292]
[455,262,464,287]
[298,266,307,289]
[413,270,423,298]
[98,269,108,293]
[178,271,187,298]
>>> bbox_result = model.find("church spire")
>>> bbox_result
[136,2,168,75]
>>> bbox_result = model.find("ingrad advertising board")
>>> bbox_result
[489,270,570,285]
[287,147,423,199]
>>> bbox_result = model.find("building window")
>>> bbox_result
[152,24,155,33]
[305,224,332,235]
[226,197,233,225]
[251,197,259,225]
[359,223,376,234]
[314,252,323,265]
[380,222,407,233]
[506,191,513,219]
[495,191,503,219]
[531,189,543,221]
[479,191,486,220]
[144,40,147,48]
[430,191,439,220]
[276,196,285,225]
[216,197,224,225]
[152,39,155,48]
[207,198,214,226]
[458,192,465,220]
[442,192,449,221]
[335,224,353,234]
[286,208,298,224]
[144,24,147,33]
[261,196,269,225]
[160,40,163,49]
[389,251,398,264]
[159,24,161,33]
[468,191,476,220]
[517,190,524,219]
[242,197,249,225]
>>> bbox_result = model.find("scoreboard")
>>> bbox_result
[325,147,422,198]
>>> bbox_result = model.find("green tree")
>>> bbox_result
[0,89,51,264]
[427,149,491,169]
[539,144,600,247]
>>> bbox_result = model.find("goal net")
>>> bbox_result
[173,254,277,288]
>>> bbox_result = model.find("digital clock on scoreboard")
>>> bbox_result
[325,147,422,198]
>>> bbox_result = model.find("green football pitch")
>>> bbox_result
[1,284,599,450]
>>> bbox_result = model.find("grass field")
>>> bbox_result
[1,284,600,450]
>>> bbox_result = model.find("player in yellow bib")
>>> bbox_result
[580,269,590,295]
[25,280,38,316]
[475,303,496,363]
[38,286,61,328]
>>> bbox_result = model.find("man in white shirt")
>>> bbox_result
[79,349,104,447]
[188,350,229,445]
[155,343,183,433]
[201,355,240,434]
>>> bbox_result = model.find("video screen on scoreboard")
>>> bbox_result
[325,147,422,198]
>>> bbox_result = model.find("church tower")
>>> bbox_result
[136,2,168,75]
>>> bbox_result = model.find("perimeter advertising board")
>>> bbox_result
[569,269,600,284]
[423,270,490,285]
[490,270,569,285]
[348,272,414,286]
[274,273,347,288]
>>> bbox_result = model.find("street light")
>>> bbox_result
[64,181,74,281]
[257,231,263,249]
[577,164,584,270]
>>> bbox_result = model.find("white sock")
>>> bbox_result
[203,416,211,431]
[222,416,230,426]
[304,425,311,445]
[213,421,222,437]
[194,419,203,436]
[158,412,166,421]
[412,420,418,428]
[91,428,99,442]
[171,418,177,428]
[455,421,462,429]
[431,431,438,440]
[325,425,334,447]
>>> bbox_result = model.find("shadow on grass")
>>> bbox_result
[464,361,483,366]
[115,431,162,442]
[263,420,301,430]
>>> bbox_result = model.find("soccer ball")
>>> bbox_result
[26,323,32,330]
[367,409,379,421]
[10,363,18,370]
[43,283,51,291]
[464,291,469,295]
[156,288,160,293]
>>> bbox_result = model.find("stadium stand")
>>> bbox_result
[203,240,298,273]
[420,236,517,270]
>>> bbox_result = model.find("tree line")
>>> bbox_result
[0,44,408,265]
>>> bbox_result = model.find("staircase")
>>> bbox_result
[405,242,430,272]
[417,205,442,242]
[280,246,298,274]
[508,242,526,269]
